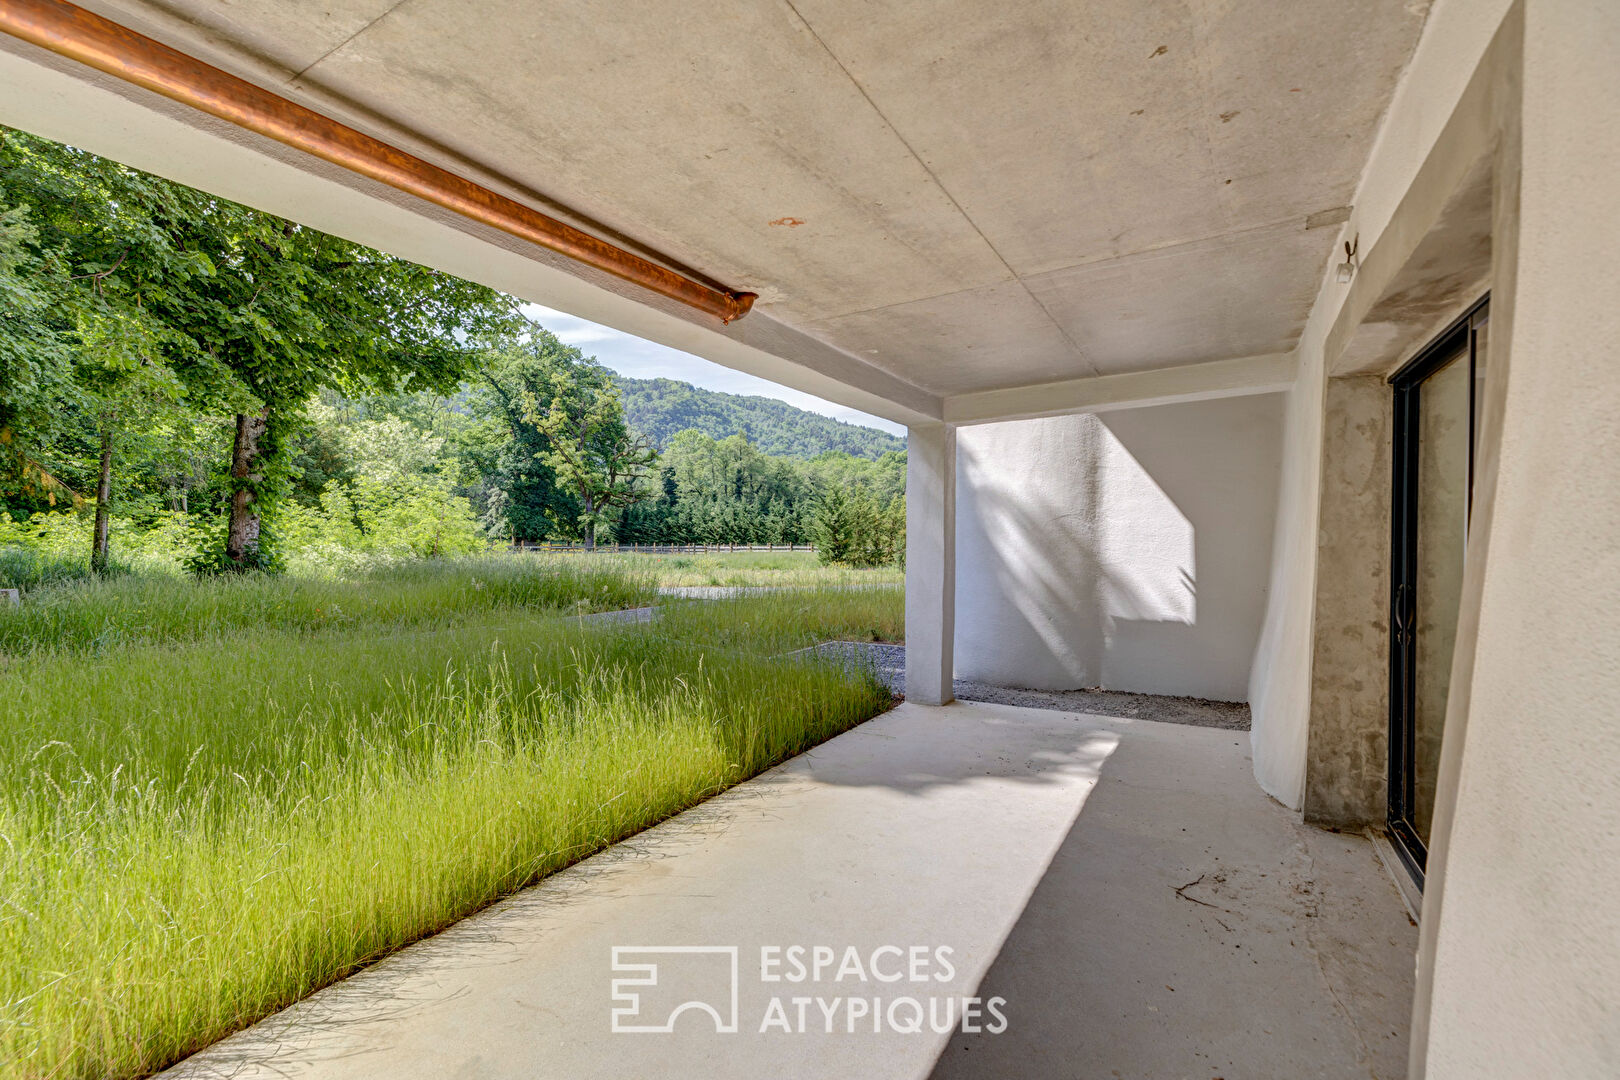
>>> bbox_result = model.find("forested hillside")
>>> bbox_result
[615,376,903,459]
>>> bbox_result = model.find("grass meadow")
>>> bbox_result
[0,554,655,656]
[0,557,903,1079]
[589,548,904,588]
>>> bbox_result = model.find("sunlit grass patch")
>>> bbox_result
[657,586,904,654]
[0,590,893,1079]
[586,549,903,588]
[0,553,654,656]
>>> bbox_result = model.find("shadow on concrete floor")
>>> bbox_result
[161,702,1409,1080]
[927,727,1416,1080]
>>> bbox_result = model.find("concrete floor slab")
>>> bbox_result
[164,702,1415,1080]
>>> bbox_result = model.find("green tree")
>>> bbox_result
[814,487,857,565]
[80,366,191,573]
[473,333,580,542]
[523,360,656,548]
[0,127,522,570]
[0,137,202,572]
[809,485,903,567]
[0,201,76,510]
[883,495,907,569]
[276,396,483,567]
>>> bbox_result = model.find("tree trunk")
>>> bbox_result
[90,428,113,574]
[226,409,268,566]
[583,495,597,550]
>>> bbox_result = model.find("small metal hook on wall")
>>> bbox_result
[1337,234,1360,283]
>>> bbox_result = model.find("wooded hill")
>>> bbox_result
[614,376,903,460]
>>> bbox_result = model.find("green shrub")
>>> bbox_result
[0,510,207,579]
[278,475,485,573]
[814,489,904,568]
[0,546,101,590]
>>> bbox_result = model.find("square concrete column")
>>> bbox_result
[905,423,956,705]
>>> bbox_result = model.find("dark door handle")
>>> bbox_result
[1394,583,1412,643]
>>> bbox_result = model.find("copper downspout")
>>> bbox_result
[0,0,757,324]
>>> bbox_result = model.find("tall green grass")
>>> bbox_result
[0,554,654,656]
[0,548,128,593]
[657,586,905,653]
[0,593,893,1080]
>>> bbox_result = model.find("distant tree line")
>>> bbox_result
[614,430,904,553]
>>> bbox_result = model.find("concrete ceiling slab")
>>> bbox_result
[83,0,398,76]
[786,0,1430,277]
[65,0,1432,411]
[1026,221,1335,375]
[293,0,1013,320]
[807,278,1089,396]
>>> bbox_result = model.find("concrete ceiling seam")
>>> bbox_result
[779,0,1100,379]
[829,209,1358,327]
[287,0,408,81]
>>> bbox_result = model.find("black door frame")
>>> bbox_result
[1387,294,1489,890]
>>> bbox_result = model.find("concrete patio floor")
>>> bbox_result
[165,701,1416,1080]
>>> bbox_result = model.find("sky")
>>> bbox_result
[521,304,905,437]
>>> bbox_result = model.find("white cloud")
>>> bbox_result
[521,304,905,437]
[550,326,621,346]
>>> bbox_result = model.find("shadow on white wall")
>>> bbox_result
[954,394,1282,701]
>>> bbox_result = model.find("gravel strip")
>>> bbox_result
[572,606,659,625]
[802,640,1250,731]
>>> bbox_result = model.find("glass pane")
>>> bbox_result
[1472,314,1489,506]
[1412,348,1470,844]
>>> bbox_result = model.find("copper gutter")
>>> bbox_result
[0,0,757,324]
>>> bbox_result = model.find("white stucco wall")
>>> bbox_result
[1245,0,1516,809]
[1241,2,1620,1072]
[1417,2,1620,1075]
[953,394,1283,702]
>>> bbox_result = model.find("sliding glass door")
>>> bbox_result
[1388,297,1488,886]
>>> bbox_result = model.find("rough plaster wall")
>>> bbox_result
[954,395,1283,701]
[1300,377,1391,828]
[1245,0,1514,809]
[1421,1,1620,1074]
